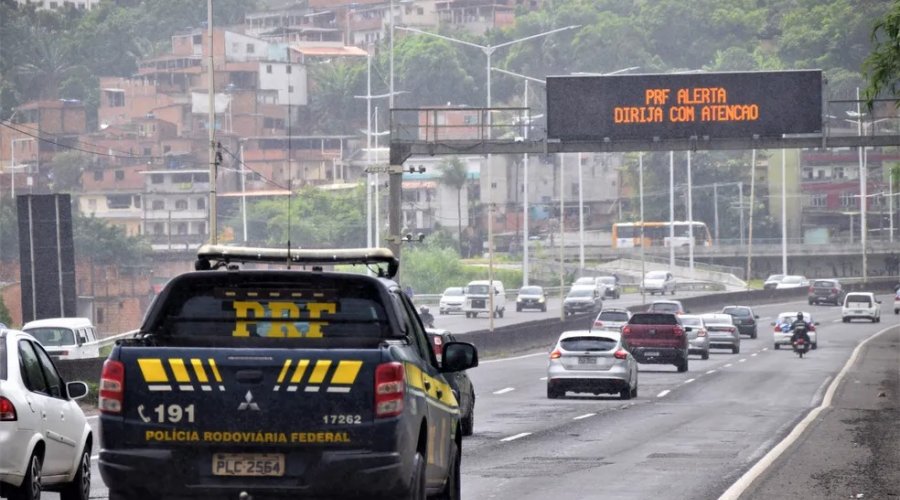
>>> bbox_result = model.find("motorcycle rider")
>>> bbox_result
[790,312,811,349]
[419,305,435,328]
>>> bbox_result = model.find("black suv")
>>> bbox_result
[808,278,844,305]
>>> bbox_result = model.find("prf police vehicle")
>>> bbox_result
[98,245,478,500]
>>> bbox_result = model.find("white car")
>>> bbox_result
[592,308,632,332]
[841,292,881,323]
[775,275,809,289]
[547,330,638,400]
[438,287,465,315]
[0,328,93,500]
[22,317,100,360]
[641,271,676,296]
[772,311,818,349]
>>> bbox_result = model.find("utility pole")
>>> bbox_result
[207,0,217,245]
[746,149,756,285]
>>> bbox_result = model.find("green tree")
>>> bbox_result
[15,28,79,100]
[391,35,478,108]
[864,0,900,106]
[47,151,93,193]
[438,157,469,254]
[0,295,12,327]
[0,197,18,264]
[73,214,150,266]
[308,59,366,134]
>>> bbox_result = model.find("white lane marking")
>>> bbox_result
[739,358,747,363]
[493,387,515,395]
[762,348,769,351]
[501,432,532,442]
[706,370,716,375]
[539,377,548,381]
[724,363,733,368]
[86,415,98,421]
[684,378,695,384]
[832,319,842,323]
[719,324,898,500]
[481,352,546,364]
[574,413,596,420]
[751,353,758,357]
[656,390,671,398]
[91,454,99,461]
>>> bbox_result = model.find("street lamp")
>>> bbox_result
[397,24,580,331]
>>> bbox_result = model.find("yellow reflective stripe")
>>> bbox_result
[168,359,191,383]
[331,360,362,385]
[190,359,209,383]
[308,359,332,384]
[137,359,168,383]
[290,359,310,383]
[277,360,292,384]
[405,363,425,390]
[207,358,223,382]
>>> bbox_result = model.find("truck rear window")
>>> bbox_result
[149,275,390,339]
[845,295,872,306]
[629,313,678,325]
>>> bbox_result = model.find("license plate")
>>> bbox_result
[644,351,660,357]
[578,356,596,364]
[854,310,863,314]
[212,453,285,477]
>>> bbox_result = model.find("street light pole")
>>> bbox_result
[781,149,787,275]
[856,87,868,282]
[559,154,566,322]
[746,149,756,285]
[639,152,646,305]
[669,151,675,268]
[578,152,584,271]
[687,150,694,275]
[523,79,530,286]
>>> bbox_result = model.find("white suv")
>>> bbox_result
[842,292,881,323]
[0,328,93,500]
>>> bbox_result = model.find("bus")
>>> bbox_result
[612,221,713,249]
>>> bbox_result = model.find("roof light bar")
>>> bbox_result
[195,244,399,279]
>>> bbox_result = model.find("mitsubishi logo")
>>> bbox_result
[238,390,260,411]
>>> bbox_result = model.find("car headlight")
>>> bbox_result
[538,297,545,303]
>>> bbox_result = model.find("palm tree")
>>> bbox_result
[16,30,76,100]
[439,157,468,255]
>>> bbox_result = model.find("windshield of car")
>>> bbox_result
[702,314,734,326]
[26,327,77,347]
[568,288,594,298]
[778,313,811,324]
[560,336,618,352]
[813,280,835,288]
[782,276,803,284]
[646,271,668,279]
[766,274,784,282]
[597,277,616,285]
[649,302,679,313]
[574,278,595,286]
[723,307,751,317]
[598,311,629,322]
[845,294,872,305]
[442,287,464,296]
[629,313,678,325]
[467,285,490,295]
[519,286,543,295]
[680,317,703,327]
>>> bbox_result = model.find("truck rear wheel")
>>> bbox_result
[434,440,461,500]
[405,451,427,500]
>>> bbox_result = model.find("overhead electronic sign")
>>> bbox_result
[546,70,822,142]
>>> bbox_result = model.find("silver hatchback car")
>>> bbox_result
[679,315,710,360]
[547,330,638,400]
[701,313,741,354]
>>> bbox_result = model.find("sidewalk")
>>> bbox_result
[742,326,900,499]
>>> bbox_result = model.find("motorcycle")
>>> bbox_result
[791,334,809,359]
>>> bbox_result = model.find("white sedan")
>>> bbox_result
[772,311,818,350]
[0,328,93,500]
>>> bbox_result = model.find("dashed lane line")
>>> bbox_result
[751,353,758,357]
[539,377,548,381]
[706,370,717,374]
[500,432,532,442]
[656,390,671,398]
[493,387,515,395]
[739,358,747,363]
[724,363,733,368]
[573,413,596,420]
[684,378,695,384]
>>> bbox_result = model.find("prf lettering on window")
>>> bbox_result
[613,87,759,124]
[232,301,336,338]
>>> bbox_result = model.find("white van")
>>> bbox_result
[22,317,101,360]
[463,280,506,318]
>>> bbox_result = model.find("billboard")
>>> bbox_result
[546,70,823,142]
[18,194,77,323]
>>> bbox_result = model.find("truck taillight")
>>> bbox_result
[673,326,684,337]
[549,349,562,359]
[375,362,405,418]
[0,396,16,421]
[622,326,632,335]
[613,350,628,360]
[99,359,125,414]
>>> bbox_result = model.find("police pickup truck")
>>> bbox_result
[98,245,478,500]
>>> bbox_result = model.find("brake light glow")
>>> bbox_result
[622,326,632,335]
[0,396,16,421]
[99,359,125,414]
[374,362,405,418]
[673,326,684,337]
[593,321,603,328]
[613,350,628,360]
[550,349,562,359]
